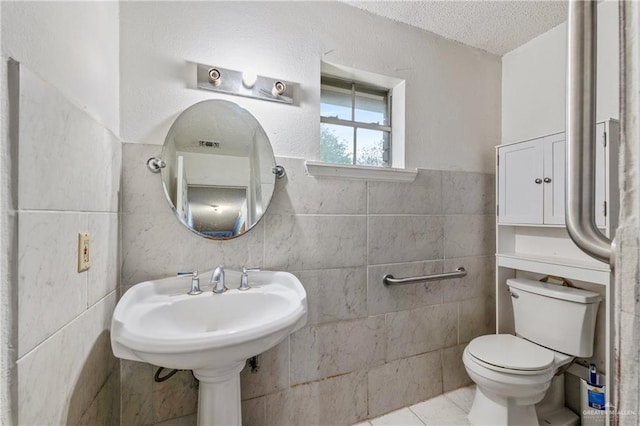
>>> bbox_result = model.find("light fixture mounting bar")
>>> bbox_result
[196,63,295,105]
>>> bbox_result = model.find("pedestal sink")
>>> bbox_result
[111,269,307,425]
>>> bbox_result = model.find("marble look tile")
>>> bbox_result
[17,294,116,425]
[370,408,425,426]
[442,171,494,215]
[367,261,443,315]
[410,394,469,425]
[617,312,640,417]
[152,370,198,423]
[442,344,472,392]
[153,414,197,426]
[120,211,190,288]
[87,213,119,306]
[18,67,120,212]
[265,371,367,426]
[290,316,385,385]
[442,256,494,303]
[294,267,367,326]
[368,352,442,418]
[385,303,457,361]
[444,215,495,258]
[444,385,475,413]
[264,215,366,270]
[368,169,442,215]
[616,225,640,315]
[458,297,494,344]
[120,360,154,426]
[76,368,120,426]
[241,339,289,400]
[368,215,444,265]
[269,156,367,215]
[242,397,266,426]
[121,142,167,214]
[18,211,88,356]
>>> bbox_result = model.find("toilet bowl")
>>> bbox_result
[462,278,601,426]
[463,334,572,425]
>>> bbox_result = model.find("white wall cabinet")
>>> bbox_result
[497,123,607,227]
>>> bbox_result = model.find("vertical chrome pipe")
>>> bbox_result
[566,0,613,265]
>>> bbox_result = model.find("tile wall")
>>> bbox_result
[13,65,121,424]
[120,146,495,425]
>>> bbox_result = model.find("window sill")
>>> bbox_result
[304,161,418,182]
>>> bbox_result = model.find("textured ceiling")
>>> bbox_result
[346,1,569,56]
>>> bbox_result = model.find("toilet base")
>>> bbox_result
[468,386,539,426]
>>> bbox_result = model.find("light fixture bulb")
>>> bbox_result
[242,69,258,89]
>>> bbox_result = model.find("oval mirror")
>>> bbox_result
[160,100,277,239]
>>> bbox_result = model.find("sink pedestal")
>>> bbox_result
[193,363,245,426]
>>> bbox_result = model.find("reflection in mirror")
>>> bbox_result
[161,100,277,239]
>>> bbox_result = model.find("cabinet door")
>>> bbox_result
[543,134,566,225]
[498,140,544,224]
[595,122,606,228]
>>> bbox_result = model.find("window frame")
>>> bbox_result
[320,75,393,167]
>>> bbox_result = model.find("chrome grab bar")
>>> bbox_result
[566,0,613,266]
[383,267,467,286]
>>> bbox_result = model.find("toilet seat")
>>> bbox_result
[467,334,554,373]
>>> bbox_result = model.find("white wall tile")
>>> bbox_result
[442,171,494,215]
[18,67,121,212]
[16,293,116,425]
[368,352,443,418]
[264,214,367,270]
[87,213,119,306]
[240,339,290,400]
[269,157,367,215]
[265,371,367,426]
[367,261,443,315]
[368,170,442,215]
[444,215,495,258]
[368,216,444,265]
[386,304,457,361]
[294,267,367,325]
[18,211,88,356]
[290,316,386,385]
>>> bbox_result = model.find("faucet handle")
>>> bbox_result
[239,267,260,291]
[177,270,202,295]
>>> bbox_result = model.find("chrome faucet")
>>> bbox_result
[211,265,227,293]
[177,270,202,295]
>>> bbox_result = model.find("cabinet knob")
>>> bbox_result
[535,178,543,184]
[544,177,552,183]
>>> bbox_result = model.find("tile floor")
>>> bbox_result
[354,385,475,426]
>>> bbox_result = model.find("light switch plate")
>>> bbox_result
[78,232,90,272]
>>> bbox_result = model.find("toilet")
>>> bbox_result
[463,278,601,426]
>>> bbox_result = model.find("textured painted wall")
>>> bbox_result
[120,145,496,425]
[119,1,501,174]
[501,0,619,144]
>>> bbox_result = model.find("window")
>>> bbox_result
[320,76,392,167]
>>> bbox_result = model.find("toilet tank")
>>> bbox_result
[507,278,601,357]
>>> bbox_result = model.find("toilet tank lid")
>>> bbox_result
[507,278,601,304]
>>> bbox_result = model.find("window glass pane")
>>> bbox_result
[320,123,354,165]
[355,87,389,125]
[321,85,352,121]
[356,129,388,167]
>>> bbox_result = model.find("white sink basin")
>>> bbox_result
[110,269,307,425]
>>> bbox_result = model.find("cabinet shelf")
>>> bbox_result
[496,253,610,285]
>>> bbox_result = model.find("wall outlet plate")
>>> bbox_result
[78,232,90,272]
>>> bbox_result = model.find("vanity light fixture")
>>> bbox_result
[196,63,296,104]
[242,69,258,89]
